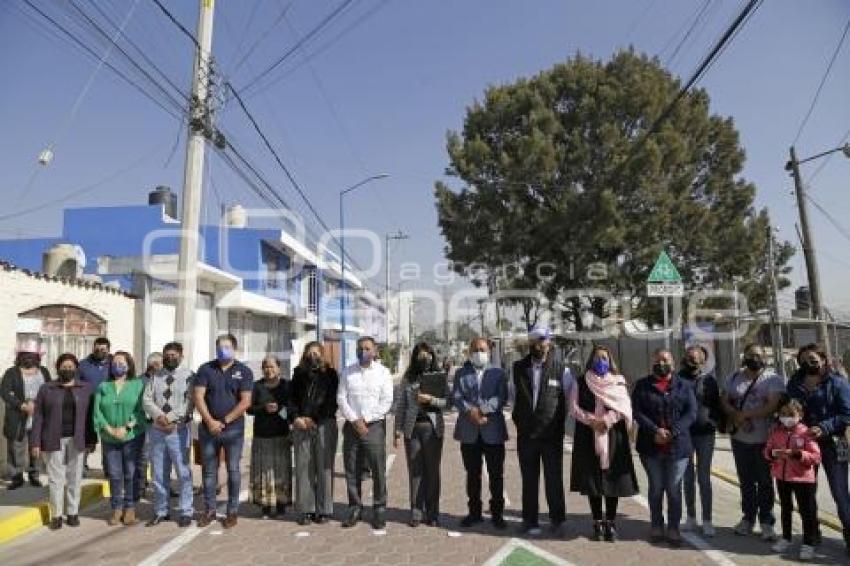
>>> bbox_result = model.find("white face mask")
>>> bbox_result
[779,416,799,428]
[471,351,489,369]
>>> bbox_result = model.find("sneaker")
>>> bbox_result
[771,538,791,553]
[682,516,697,531]
[733,519,753,536]
[799,544,815,560]
[702,521,715,538]
[761,524,778,542]
[603,521,617,542]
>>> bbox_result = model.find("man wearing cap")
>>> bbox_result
[512,327,572,535]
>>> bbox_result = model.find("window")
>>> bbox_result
[17,305,108,372]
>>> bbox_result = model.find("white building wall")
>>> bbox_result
[0,267,136,370]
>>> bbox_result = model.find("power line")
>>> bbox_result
[792,16,850,146]
[806,124,850,186]
[20,0,184,121]
[149,0,201,51]
[228,1,296,79]
[805,193,850,244]
[237,0,357,96]
[666,0,713,67]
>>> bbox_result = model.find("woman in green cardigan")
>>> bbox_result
[92,351,146,526]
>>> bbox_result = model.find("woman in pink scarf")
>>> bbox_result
[569,345,638,543]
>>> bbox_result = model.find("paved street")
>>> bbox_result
[1,413,848,566]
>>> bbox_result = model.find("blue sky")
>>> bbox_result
[1,0,849,319]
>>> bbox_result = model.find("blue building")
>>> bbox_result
[0,189,385,374]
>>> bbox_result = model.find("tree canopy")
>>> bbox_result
[435,50,793,331]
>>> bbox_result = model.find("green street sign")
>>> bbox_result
[647,250,682,283]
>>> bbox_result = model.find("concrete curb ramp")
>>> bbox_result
[0,480,108,544]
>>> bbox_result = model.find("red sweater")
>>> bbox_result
[763,422,821,483]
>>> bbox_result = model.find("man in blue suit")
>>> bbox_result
[453,337,509,529]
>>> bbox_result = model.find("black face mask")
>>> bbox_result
[803,361,822,376]
[92,351,107,362]
[309,356,323,370]
[744,358,764,372]
[19,359,36,370]
[58,369,76,383]
[163,359,180,371]
[415,355,432,373]
[683,360,700,374]
[653,363,672,377]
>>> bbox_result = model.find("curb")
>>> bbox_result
[710,467,843,533]
[0,480,108,545]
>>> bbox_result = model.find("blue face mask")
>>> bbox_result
[111,363,128,377]
[216,346,234,363]
[591,359,610,376]
[357,350,372,366]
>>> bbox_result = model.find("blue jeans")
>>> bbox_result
[684,433,715,521]
[104,435,144,510]
[820,439,850,533]
[150,425,193,518]
[200,426,244,514]
[641,455,689,529]
[731,439,775,525]
[133,432,148,502]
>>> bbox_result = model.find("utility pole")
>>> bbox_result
[788,146,830,357]
[385,231,408,346]
[767,220,785,380]
[175,0,215,366]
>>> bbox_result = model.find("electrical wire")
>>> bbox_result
[666,0,713,67]
[792,16,850,146]
[228,1,295,79]
[237,0,357,96]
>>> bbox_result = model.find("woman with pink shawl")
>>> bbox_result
[569,345,638,542]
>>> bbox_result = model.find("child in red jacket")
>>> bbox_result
[763,397,821,560]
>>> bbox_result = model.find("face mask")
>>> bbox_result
[744,357,764,372]
[19,356,37,369]
[216,346,235,363]
[93,351,107,362]
[530,343,546,361]
[357,350,372,366]
[309,356,323,370]
[591,359,610,376]
[471,351,489,368]
[653,363,672,378]
[803,361,822,376]
[684,360,700,374]
[779,416,799,428]
[415,354,433,371]
[111,363,128,377]
[58,369,76,383]
[163,359,180,371]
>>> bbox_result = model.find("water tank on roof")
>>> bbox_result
[226,204,246,228]
[149,186,177,219]
[43,244,84,280]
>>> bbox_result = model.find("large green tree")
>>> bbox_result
[435,50,793,331]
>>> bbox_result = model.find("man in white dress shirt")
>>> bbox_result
[337,336,394,529]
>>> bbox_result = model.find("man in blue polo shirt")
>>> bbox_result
[78,337,111,477]
[194,333,253,529]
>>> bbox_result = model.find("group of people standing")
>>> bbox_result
[3,327,850,562]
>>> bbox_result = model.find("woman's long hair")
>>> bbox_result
[405,342,439,380]
[109,351,137,380]
[298,341,328,371]
[584,344,619,375]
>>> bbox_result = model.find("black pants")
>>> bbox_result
[460,437,505,518]
[403,421,443,521]
[588,495,619,521]
[776,480,818,546]
[517,435,565,526]
[342,420,387,513]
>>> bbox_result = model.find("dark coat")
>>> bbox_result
[511,355,567,440]
[569,373,639,497]
[678,369,722,436]
[395,371,449,439]
[288,365,339,422]
[1,366,52,441]
[31,381,96,452]
[632,374,697,459]
[787,371,850,437]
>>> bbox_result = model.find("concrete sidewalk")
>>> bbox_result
[709,434,842,530]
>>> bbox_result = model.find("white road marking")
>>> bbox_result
[138,487,249,565]
[481,537,575,566]
[630,494,738,566]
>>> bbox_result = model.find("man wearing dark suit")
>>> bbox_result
[453,338,509,529]
[512,327,572,535]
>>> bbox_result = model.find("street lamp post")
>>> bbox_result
[339,174,389,369]
[785,142,850,358]
[385,231,408,346]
